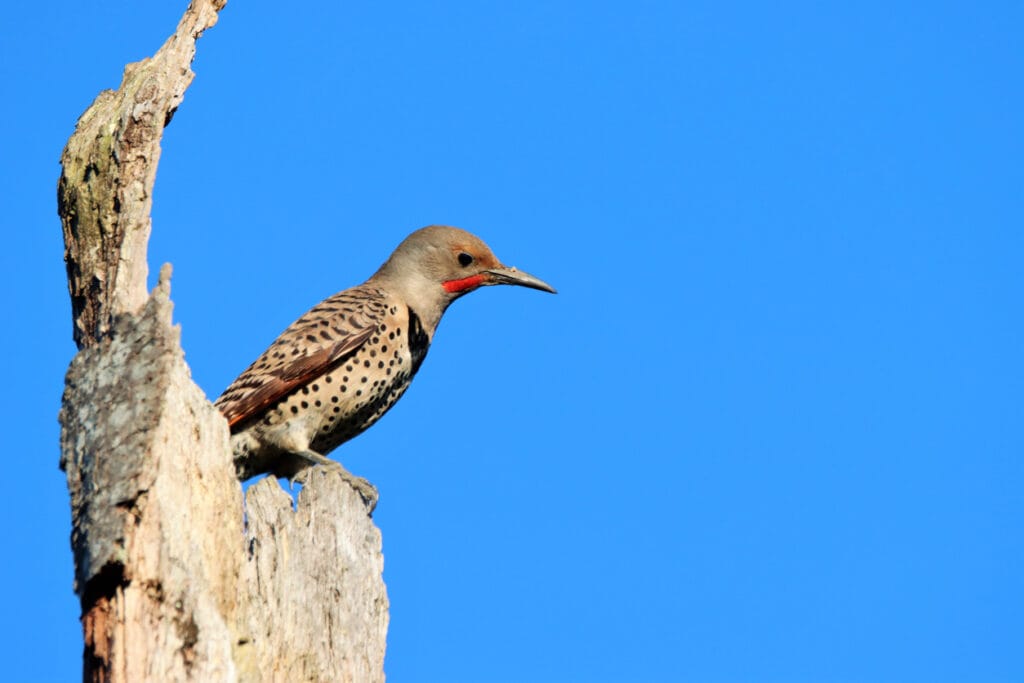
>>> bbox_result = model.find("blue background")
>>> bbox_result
[2,2,1021,681]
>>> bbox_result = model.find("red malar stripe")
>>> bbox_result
[443,274,486,293]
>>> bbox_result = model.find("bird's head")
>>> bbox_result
[372,225,556,325]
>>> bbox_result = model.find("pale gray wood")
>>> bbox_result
[239,474,389,682]
[58,0,226,349]
[61,269,245,681]
[57,2,388,680]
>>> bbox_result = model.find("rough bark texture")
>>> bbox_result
[60,268,244,681]
[57,2,388,681]
[57,0,225,349]
[240,475,388,682]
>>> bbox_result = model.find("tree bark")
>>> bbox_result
[57,2,388,681]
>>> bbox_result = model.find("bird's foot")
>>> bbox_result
[293,450,379,512]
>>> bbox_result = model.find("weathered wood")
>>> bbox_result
[60,270,388,681]
[58,0,226,350]
[239,474,389,682]
[57,1,389,680]
[60,267,244,681]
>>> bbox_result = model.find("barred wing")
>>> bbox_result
[215,288,385,430]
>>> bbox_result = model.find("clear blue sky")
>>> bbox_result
[2,2,1021,681]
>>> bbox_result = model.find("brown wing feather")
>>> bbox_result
[215,288,384,431]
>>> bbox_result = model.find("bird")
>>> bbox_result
[214,225,555,506]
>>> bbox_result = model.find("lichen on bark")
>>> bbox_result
[57,2,388,680]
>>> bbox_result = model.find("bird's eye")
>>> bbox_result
[457,252,474,267]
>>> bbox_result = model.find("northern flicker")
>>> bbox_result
[215,225,555,505]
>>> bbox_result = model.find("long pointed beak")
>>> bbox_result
[485,266,557,294]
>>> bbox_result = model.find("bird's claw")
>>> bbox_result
[338,469,379,512]
[291,461,378,512]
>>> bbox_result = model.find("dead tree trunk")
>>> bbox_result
[56,2,388,680]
